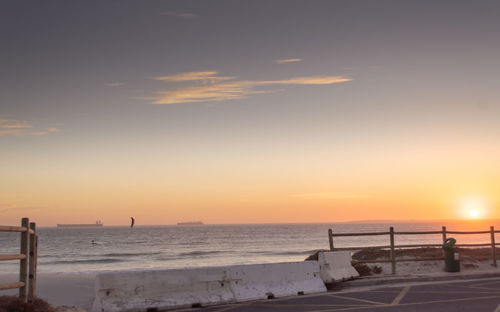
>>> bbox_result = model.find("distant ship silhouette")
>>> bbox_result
[57,220,103,228]
[177,221,203,226]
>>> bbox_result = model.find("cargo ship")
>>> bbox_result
[176,221,204,226]
[57,220,103,228]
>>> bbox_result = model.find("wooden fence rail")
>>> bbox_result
[0,218,38,302]
[328,225,499,275]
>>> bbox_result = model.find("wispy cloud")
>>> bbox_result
[0,117,59,137]
[276,58,303,64]
[152,82,266,104]
[153,71,234,83]
[291,192,371,199]
[259,76,352,85]
[0,203,42,213]
[160,11,197,19]
[0,118,32,136]
[105,82,125,87]
[150,71,352,104]
[29,127,60,136]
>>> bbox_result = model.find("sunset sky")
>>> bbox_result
[1,0,500,226]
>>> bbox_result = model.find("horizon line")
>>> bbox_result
[38,218,500,228]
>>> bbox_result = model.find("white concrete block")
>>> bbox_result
[318,251,359,283]
[229,261,326,301]
[92,261,326,312]
[92,267,235,312]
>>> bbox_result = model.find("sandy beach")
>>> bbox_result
[0,273,95,310]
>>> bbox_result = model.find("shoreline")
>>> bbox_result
[2,248,500,311]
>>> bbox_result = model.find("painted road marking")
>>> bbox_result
[263,303,375,307]
[470,280,500,287]
[327,294,387,305]
[406,290,499,294]
[308,294,500,312]
[391,286,411,305]
[187,278,500,312]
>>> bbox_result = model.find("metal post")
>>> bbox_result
[19,218,29,301]
[390,227,396,274]
[328,229,334,251]
[28,222,37,300]
[491,226,497,267]
[442,226,447,260]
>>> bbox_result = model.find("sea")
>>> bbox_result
[1,221,499,274]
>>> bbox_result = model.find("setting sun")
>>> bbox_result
[461,197,487,219]
[468,209,480,218]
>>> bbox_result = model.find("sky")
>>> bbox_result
[1,0,500,226]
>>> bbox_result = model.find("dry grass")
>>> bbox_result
[352,247,498,262]
[0,296,54,312]
[306,247,499,276]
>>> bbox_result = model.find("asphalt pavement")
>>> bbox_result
[183,277,500,312]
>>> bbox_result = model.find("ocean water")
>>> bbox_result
[1,221,499,274]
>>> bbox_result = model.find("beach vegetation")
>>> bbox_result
[352,263,372,276]
[306,247,499,277]
[0,296,53,312]
[372,265,383,274]
[352,247,497,263]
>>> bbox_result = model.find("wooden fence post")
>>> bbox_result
[19,218,29,302]
[491,226,497,267]
[328,229,334,251]
[28,222,37,300]
[389,227,395,274]
[441,226,448,259]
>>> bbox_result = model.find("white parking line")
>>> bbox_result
[494,302,500,312]
[391,286,411,305]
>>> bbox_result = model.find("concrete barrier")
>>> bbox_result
[92,262,326,312]
[318,251,359,283]
[92,267,235,312]
[229,261,326,301]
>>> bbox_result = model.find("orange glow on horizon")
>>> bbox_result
[1,140,499,226]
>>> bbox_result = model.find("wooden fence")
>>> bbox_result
[0,218,38,302]
[328,226,499,274]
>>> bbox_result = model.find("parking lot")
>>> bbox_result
[188,277,500,312]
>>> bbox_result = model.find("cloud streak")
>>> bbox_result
[29,127,59,136]
[276,58,303,64]
[160,11,197,19]
[0,118,32,136]
[150,71,352,104]
[0,117,59,136]
[153,71,234,83]
[0,203,42,213]
[105,82,125,87]
[291,192,371,199]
